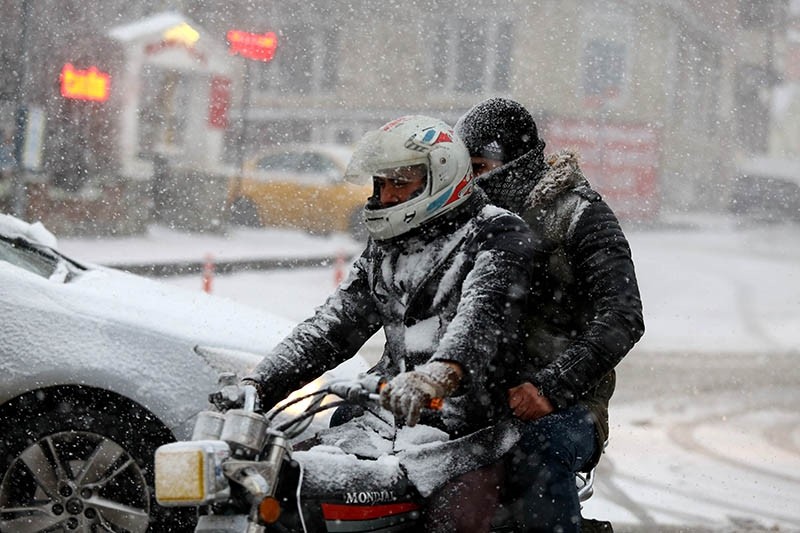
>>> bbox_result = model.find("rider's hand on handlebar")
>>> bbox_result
[209,379,259,411]
[380,362,462,426]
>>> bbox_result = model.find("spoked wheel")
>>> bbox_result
[0,431,150,532]
[0,387,196,532]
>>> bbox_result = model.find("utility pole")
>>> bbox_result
[237,59,253,176]
[226,30,277,172]
[11,0,31,218]
[225,29,277,223]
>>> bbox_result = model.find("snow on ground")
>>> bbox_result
[58,215,800,531]
[58,214,800,359]
[59,225,362,267]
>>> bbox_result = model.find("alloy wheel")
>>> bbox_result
[0,430,150,532]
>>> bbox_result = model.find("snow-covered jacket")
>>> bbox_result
[248,192,537,437]
[479,149,644,451]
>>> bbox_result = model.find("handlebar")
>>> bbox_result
[326,374,384,404]
[326,374,443,411]
[242,385,258,413]
[209,374,444,438]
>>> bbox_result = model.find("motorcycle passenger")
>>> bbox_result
[238,115,539,532]
[456,98,645,532]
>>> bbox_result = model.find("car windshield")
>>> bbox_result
[0,235,83,281]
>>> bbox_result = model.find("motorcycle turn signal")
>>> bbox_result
[258,496,281,523]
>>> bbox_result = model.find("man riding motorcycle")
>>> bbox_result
[234,115,538,532]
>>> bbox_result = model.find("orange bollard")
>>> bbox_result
[202,254,215,293]
[333,250,346,286]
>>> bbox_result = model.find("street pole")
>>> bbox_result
[227,59,252,226]
[11,0,31,218]
[225,29,276,225]
[237,59,252,176]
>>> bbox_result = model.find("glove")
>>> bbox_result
[380,362,462,426]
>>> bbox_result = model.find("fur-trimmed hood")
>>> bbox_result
[475,147,589,216]
[527,149,590,210]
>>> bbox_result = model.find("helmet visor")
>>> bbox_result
[344,129,428,185]
[367,163,429,210]
[372,163,429,182]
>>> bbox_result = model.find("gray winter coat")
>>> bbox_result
[248,193,537,437]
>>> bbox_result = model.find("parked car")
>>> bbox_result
[0,213,295,532]
[729,156,800,222]
[226,144,371,238]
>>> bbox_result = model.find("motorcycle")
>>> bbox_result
[154,373,603,532]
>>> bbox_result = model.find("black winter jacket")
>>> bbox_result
[248,193,538,437]
[479,149,644,449]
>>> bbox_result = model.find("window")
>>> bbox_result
[583,39,626,98]
[579,6,632,104]
[0,235,82,280]
[455,19,487,94]
[256,152,335,174]
[429,17,514,94]
[738,0,778,28]
[301,153,337,174]
[256,153,302,172]
[320,28,340,91]
[138,67,189,155]
[735,64,770,152]
[673,33,722,135]
[256,25,339,95]
[0,236,58,278]
[493,20,513,92]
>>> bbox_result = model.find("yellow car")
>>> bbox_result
[227,144,371,237]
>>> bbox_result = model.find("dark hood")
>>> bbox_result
[455,97,543,163]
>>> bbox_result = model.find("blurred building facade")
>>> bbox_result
[0,0,792,231]
[205,0,788,219]
[770,0,800,160]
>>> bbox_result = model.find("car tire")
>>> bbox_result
[229,198,262,227]
[0,386,195,533]
[348,207,368,242]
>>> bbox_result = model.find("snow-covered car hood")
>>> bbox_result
[64,265,294,354]
[1,213,293,353]
[1,215,296,437]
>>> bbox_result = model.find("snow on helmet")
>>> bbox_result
[344,115,474,241]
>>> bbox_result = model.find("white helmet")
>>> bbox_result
[344,115,474,241]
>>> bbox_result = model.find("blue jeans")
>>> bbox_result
[504,404,597,533]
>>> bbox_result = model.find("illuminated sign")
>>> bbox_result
[208,76,231,129]
[145,22,206,62]
[226,30,277,62]
[164,22,200,47]
[60,63,110,102]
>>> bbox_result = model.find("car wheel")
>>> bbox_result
[229,198,262,227]
[0,387,195,532]
[348,207,368,241]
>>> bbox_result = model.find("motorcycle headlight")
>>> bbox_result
[155,440,231,506]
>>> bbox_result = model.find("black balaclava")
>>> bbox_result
[455,98,546,214]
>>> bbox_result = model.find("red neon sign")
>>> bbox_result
[60,63,110,102]
[226,30,278,62]
[208,76,231,129]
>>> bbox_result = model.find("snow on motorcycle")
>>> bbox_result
[154,373,603,532]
